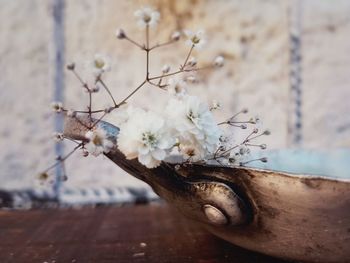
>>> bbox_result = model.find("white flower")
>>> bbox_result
[178,142,203,161]
[214,56,224,67]
[110,105,142,126]
[166,95,221,159]
[87,53,111,77]
[167,78,187,98]
[85,128,114,157]
[184,30,206,49]
[134,7,160,28]
[51,102,63,113]
[117,109,175,168]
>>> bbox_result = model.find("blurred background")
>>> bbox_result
[1,0,349,208]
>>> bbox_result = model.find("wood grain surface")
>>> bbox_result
[0,204,288,263]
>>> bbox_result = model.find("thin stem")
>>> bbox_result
[245,143,262,147]
[88,91,92,126]
[73,115,91,130]
[146,25,150,79]
[125,36,144,49]
[243,130,256,144]
[149,70,182,80]
[240,158,264,166]
[218,110,248,125]
[146,25,149,49]
[180,44,194,70]
[216,144,240,157]
[63,136,81,145]
[149,40,176,51]
[72,109,105,114]
[246,133,265,142]
[148,80,168,89]
[72,69,89,91]
[117,80,147,106]
[97,77,117,107]
[42,143,83,173]
[229,120,252,124]
[91,112,108,129]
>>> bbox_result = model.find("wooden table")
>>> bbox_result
[0,204,288,263]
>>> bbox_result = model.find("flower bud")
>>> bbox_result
[66,62,75,71]
[171,31,181,41]
[104,106,114,113]
[162,64,171,74]
[91,85,100,93]
[214,56,224,67]
[263,130,271,135]
[81,149,89,157]
[260,157,268,163]
[53,132,64,142]
[115,28,126,39]
[38,172,49,181]
[51,102,63,113]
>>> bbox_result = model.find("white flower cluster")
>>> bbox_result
[115,93,222,168]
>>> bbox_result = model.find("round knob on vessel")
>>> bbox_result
[203,204,228,225]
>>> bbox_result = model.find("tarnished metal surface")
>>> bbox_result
[64,116,350,263]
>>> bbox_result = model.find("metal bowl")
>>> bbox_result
[64,117,350,263]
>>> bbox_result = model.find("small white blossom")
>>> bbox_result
[115,28,126,39]
[214,56,225,67]
[87,54,111,77]
[167,78,187,98]
[53,132,64,142]
[117,109,175,168]
[85,128,114,157]
[184,30,206,49]
[166,95,221,160]
[110,105,142,126]
[134,7,160,28]
[171,31,181,41]
[162,64,171,74]
[51,102,63,113]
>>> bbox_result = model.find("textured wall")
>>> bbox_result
[0,0,349,196]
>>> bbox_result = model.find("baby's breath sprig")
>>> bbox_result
[206,126,271,167]
[38,6,225,182]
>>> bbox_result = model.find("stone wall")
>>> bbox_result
[0,0,349,196]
